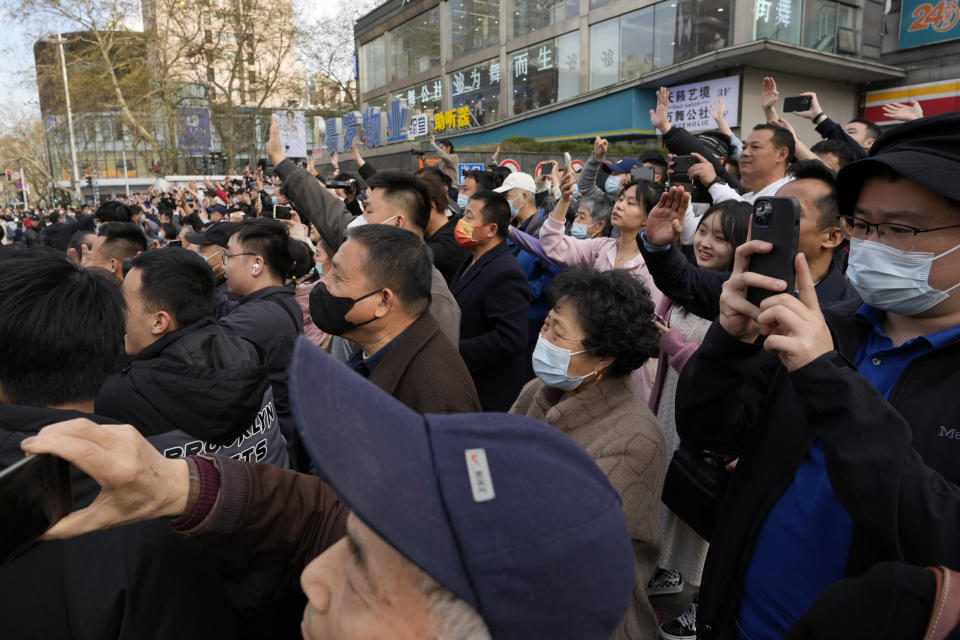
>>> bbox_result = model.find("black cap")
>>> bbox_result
[837,112,960,217]
[698,132,732,161]
[184,221,237,248]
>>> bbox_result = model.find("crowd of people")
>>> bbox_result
[0,76,958,640]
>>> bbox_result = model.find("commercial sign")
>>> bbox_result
[861,79,960,122]
[434,106,471,133]
[898,0,960,48]
[322,97,416,155]
[664,75,740,132]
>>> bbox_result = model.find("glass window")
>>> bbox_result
[389,7,441,83]
[365,95,388,110]
[508,32,579,116]
[360,36,386,93]
[449,0,499,59]
[450,58,503,126]
[509,0,578,39]
[591,0,616,7]
[653,1,678,68]
[392,78,444,111]
[755,0,801,45]
[693,0,730,54]
[589,18,620,90]
[803,0,837,51]
[620,7,656,78]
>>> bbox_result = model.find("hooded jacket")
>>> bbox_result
[95,319,288,468]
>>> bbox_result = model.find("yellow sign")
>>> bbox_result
[434,106,471,132]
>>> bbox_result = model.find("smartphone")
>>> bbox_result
[0,454,73,566]
[631,165,656,182]
[746,196,802,307]
[783,95,813,113]
[564,152,572,172]
[671,155,697,182]
[166,239,182,248]
[273,204,292,220]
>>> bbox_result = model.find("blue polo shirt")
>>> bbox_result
[735,304,960,639]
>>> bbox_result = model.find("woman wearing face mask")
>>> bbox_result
[570,196,613,239]
[540,167,667,402]
[510,265,664,640]
[645,200,751,640]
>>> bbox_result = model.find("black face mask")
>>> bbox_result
[308,281,382,336]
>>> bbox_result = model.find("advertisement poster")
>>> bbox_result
[273,110,307,158]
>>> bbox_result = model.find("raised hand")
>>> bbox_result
[791,92,823,121]
[717,240,788,342]
[643,185,689,247]
[686,152,718,187]
[761,76,780,120]
[649,86,671,133]
[882,100,923,122]
[267,115,285,167]
[593,136,609,161]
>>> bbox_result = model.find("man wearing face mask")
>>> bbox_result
[451,191,532,411]
[576,136,638,205]
[674,112,960,640]
[309,223,479,413]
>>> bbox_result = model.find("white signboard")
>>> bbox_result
[273,110,307,158]
[408,113,429,138]
[665,75,740,133]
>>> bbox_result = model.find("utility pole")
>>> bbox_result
[20,165,29,210]
[120,126,130,197]
[57,29,82,204]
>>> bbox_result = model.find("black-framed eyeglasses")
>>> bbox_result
[838,214,960,251]
[222,252,256,266]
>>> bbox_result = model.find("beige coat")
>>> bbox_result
[511,374,665,640]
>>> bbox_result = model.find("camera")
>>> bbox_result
[754,200,773,227]
[326,179,357,190]
[410,149,426,157]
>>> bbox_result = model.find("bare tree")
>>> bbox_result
[0,106,62,206]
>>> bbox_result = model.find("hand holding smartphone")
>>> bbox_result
[746,196,801,306]
[0,453,72,566]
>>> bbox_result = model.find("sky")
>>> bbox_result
[0,0,348,119]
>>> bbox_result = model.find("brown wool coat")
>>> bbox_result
[511,374,666,640]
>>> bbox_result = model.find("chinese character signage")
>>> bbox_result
[395,78,442,109]
[664,75,741,132]
[434,106,471,133]
[755,0,801,44]
[449,57,502,127]
[899,0,960,48]
[408,114,429,138]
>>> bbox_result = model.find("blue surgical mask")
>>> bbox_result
[508,196,521,218]
[457,193,470,211]
[532,335,595,391]
[846,237,960,315]
[572,183,580,199]
[604,174,621,196]
[271,195,278,206]
[570,222,591,240]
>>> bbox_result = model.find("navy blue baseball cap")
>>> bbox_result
[604,157,642,174]
[288,338,635,639]
[184,221,236,247]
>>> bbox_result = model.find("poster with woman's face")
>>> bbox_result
[274,110,306,158]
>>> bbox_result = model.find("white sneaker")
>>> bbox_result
[646,567,684,596]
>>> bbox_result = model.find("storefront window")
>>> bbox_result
[450,58,502,126]
[508,32,579,116]
[621,7,656,78]
[389,7,441,83]
[449,0,499,59]
[391,77,444,111]
[589,18,620,90]
[360,36,386,93]
[509,0,578,39]
[755,0,802,45]
[653,1,678,68]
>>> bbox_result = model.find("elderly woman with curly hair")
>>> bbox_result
[510,265,665,640]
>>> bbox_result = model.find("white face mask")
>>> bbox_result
[346,215,366,229]
[531,335,594,391]
[604,175,621,196]
[846,237,960,315]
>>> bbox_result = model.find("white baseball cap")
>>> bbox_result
[493,172,536,194]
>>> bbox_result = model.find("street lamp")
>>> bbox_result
[39,30,83,204]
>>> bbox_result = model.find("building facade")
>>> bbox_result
[350,0,958,151]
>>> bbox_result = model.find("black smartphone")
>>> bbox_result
[671,155,697,182]
[273,205,292,220]
[0,454,73,566]
[631,165,655,182]
[783,95,813,113]
[166,239,182,248]
[747,196,801,306]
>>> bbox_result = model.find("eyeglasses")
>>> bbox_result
[838,215,960,252]
[221,252,256,266]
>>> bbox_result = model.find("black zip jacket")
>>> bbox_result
[676,312,960,639]
[0,405,241,639]
[95,319,288,468]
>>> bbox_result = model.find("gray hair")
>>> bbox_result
[419,571,491,640]
[579,195,613,236]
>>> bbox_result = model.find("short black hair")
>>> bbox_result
[0,249,125,406]
[696,201,752,271]
[471,191,511,238]
[847,118,882,143]
[287,240,315,281]
[130,247,215,329]
[415,165,452,189]
[99,222,147,260]
[810,139,858,169]
[94,200,135,223]
[438,138,454,152]
[232,218,295,280]
[547,265,659,376]
[366,171,431,232]
[789,159,839,230]
[68,230,96,257]
[345,224,432,315]
[461,170,497,192]
[414,169,449,214]
[160,222,178,240]
[753,123,796,163]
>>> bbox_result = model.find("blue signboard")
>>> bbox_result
[458,163,485,184]
[176,108,212,156]
[899,0,960,48]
